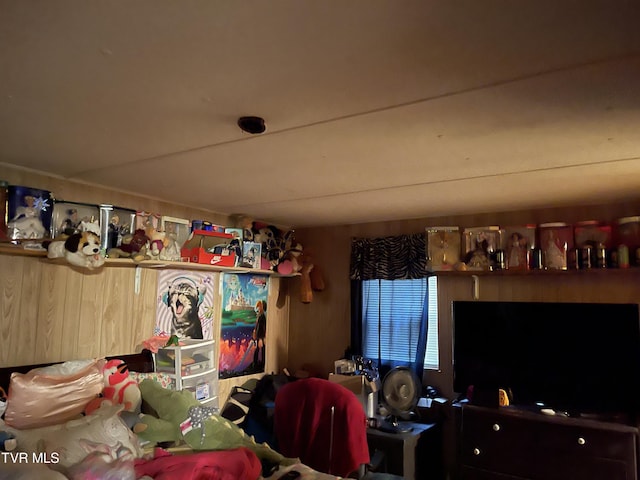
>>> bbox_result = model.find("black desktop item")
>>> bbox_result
[452,301,640,416]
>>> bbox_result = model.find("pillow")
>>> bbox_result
[0,463,67,480]
[4,358,106,429]
[67,451,136,480]
[127,371,173,390]
[5,404,142,474]
[266,463,341,480]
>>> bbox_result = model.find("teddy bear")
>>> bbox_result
[132,379,296,467]
[144,224,167,260]
[107,229,151,261]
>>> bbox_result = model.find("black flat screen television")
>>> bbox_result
[453,301,640,416]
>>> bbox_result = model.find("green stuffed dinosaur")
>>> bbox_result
[133,379,296,466]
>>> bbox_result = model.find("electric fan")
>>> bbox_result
[378,366,421,433]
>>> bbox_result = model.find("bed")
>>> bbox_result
[0,352,343,480]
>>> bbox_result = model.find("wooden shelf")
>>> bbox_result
[0,243,47,256]
[429,267,640,276]
[105,258,299,276]
[0,244,299,277]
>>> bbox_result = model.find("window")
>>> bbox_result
[362,276,439,370]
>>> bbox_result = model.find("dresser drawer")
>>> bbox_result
[461,407,536,475]
[460,465,532,480]
[459,405,640,480]
[535,421,636,461]
[533,456,632,480]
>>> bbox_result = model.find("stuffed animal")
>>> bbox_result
[47,231,106,270]
[85,359,142,429]
[79,219,101,236]
[252,225,277,265]
[299,253,314,304]
[101,359,141,414]
[302,247,325,292]
[144,225,167,260]
[107,229,150,261]
[275,242,303,275]
[159,232,182,261]
[229,214,255,242]
[251,225,296,270]
[229,214,254,231]
[133,379,296,467]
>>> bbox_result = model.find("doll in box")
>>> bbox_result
[7,194,47,240]
[506,232,529,270]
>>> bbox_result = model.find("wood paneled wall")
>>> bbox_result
[0,165,291,404]
[432,271,640,399]
[0,164,230,226]
[289,199,640,383]
[0,255,156,366]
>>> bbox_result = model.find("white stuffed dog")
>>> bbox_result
[47,232,106,270]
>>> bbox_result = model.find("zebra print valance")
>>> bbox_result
[349,233,427,280]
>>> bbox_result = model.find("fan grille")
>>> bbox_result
[381,367,420,415]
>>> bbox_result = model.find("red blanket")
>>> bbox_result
[134,447,261,480]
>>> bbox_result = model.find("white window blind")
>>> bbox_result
[362,277,439,370]
[424,276,439,370]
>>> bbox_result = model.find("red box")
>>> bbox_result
[180,230,236,267]
[574,220,612,248]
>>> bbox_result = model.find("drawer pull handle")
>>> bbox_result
[473,448,481,456]
[492,424,500,432]
[577,437,586,445]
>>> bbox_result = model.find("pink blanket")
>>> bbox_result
[134,447,261,480]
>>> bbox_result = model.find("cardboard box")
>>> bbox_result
[329,373,379,418]
[329,373,366,395]
[180,229,236,267]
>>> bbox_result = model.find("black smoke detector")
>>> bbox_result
[237,116,266,134]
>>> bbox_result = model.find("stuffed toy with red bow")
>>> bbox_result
[101,359,141,414]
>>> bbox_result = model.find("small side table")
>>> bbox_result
[366,421,442,480]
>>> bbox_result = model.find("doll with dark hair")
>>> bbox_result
[252,300,267,370]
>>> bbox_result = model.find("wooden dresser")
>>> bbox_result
[458,404,639,480]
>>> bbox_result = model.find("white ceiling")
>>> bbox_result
[1,1,640,228]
